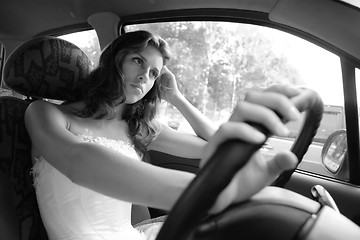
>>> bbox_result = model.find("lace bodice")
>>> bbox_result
[32,132,146,240]
[75,132,142,160]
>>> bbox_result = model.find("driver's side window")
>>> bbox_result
[125,21,345,180]
[57,23,347,181]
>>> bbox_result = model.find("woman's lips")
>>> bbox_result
[130,84,143,93]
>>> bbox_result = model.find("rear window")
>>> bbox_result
[0,43,14,97]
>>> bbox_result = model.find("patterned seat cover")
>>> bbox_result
[0,36,91,240]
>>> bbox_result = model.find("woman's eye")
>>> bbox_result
[133,58,143,65]
[151,70,159,79]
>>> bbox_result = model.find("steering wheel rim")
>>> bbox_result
[156,89,324,240]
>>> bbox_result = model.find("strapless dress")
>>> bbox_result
[32,133,163,240]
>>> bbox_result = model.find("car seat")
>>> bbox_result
[0,36,150,240]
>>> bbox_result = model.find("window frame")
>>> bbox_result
[0,43,5,88]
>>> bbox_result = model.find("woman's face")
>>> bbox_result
[120,45,163,104]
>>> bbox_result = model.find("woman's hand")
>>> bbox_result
[159,66,182,104]
[201,85,302,214]
[157,66,217,141]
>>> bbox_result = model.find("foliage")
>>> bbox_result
[126,22,301,119]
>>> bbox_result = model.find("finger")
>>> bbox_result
[201,122,266,166]
[265,150,298,176]
[232,151,297,202]
[290,88,318,112]
[264,85,302,98]
[229,101,290,137]
[159,67,175,84]
[161,65,169,74]
[244,89,301,122]
[159,73,171,89]
[242,151,297,186]
[161,66,174,78]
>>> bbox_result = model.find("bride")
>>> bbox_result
[25,30,300,240]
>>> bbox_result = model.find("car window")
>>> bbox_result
[59,30,101,69]
[0,43,26,99]
[0,30,101,99]
[0,42,14,97]
[125,22,346,180]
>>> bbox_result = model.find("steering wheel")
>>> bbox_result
[156,89,324,240]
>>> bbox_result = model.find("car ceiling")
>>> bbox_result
[0,0,276,40]
[0,0,359,65]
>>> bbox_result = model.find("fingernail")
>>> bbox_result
[253,132,266,143]
[277,125,290,136]
[288,106,301,120]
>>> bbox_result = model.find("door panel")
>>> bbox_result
[286,171,360,226]
[150,150,360,226]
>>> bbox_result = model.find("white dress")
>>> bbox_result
[32,133,163,240]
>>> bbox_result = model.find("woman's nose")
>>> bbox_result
[138,69,150,82]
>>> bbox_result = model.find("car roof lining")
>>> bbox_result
[120,10,360,68]
[0,0,276,40]
[269,0,360,63]
[1,0,359,65]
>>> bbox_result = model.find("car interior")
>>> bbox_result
[1,0,360,239]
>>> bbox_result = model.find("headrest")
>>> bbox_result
[3,36,91,101]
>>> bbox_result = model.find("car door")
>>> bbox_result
[119,20,360,225]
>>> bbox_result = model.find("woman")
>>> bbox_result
[25,30,301,240]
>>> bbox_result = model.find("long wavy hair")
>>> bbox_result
[70,30,171,157]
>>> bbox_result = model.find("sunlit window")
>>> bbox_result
[0,43,19,97]
[125,22,343,143]
[59,30,101,70]
[125,21,346,180]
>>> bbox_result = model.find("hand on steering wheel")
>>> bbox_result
[156,85,323,240]
[202,85,302,213]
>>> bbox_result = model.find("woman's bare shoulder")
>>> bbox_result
[25,100,69,129]
[26,100,82,116]
[26,100,63,117]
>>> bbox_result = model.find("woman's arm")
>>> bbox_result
[25,85,302,214]
[159,66,217,141]
[148,123,206,158]
[25,100,195,211]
